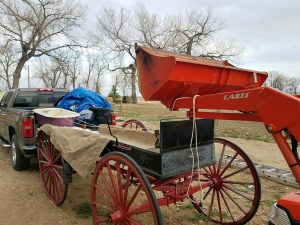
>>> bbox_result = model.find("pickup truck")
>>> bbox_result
[0,88,67,171]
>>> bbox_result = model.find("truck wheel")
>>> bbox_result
[11,135,29,171]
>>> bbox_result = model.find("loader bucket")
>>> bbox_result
[135,44,268,107]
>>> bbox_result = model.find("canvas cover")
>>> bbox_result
[40,124,156,177]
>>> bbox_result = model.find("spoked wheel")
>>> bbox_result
[121,119,147,131]
[37,131,68,206]
[91,152,162,225]
[191,138,261,225]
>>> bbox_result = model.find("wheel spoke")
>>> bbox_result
[94,216,109,224]
[126,184,142,210]
[106,162,119,203]
[223,180,254,185]
[127,202,151,215]
[45,170,50,186]
[52,166,64,183]
[94,184,115,208]
[123,167,132,208]
[217,143,226,174]
[199,179,210,182]
[213,164,217,176]
[222,166,249,179]
[48,171,52,195]
[191,139,261,225]
[126,216,142,225]
[202,167,211,177]
[219,188,235,222]
[38,132,67,206]
[208,188,215,218]
[203,186,213,201]
[52,170,60,201]
[41,166,48,175]
[223,184,253,201]
[208,166,214,176]
[99,172,118,204]
[92,153,160,225]
[216,190,223,222]
[221,187,246,214]
[40,147,49,161]
[93,201,113,212]
[52,154,61,164]
[55,173,64,195]
[219,153,238,177]
[53,164,63,169]
[115,161,124,205]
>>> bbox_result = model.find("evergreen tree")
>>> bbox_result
[108,85,120,102]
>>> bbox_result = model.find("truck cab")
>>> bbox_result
[0,88,67,170]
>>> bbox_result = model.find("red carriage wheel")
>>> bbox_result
[190,138,261,225]
[37,131,68,206]
[121,119,147,131]
[91,152,162,225]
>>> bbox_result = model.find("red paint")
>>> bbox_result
[277,192,300,222]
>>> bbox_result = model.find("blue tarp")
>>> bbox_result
[57,87,112,112]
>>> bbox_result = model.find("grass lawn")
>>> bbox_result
[115,102,274,142]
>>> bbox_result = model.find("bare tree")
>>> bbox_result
[83,52,98,89]
[67,53,82,89]
[267,71,288,91]
[58,57,72,89]
[134,5,175,50]
[173,9,241,58]
[92,61,105,93]
[119,73,131,97]
[285,77,300,95]
[0,0,86,88]
[96,8,140,103]
[0,41,16,89]
[36,58,62,88]
[95,5,241,103]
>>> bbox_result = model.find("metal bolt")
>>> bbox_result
[267,125,273,132]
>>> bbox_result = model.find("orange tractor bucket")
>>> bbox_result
[135,45,268,107]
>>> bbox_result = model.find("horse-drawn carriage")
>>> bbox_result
[35,45,300,225]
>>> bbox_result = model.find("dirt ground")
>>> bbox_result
[0,101,298,225]
[0,143,297,225]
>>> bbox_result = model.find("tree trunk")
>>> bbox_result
[131,66,137,104]
[86,73,90,89]
[186,41,192,55]
[63,73,68,88]
[12,56,27,88]
[4,69,11,89]
[72,79,76,89]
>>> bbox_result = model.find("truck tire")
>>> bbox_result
[11,135,29,171]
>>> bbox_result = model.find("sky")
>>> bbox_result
[21,0,300,93]
[84,0,300,74]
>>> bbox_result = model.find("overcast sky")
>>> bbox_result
[83,0,300,75]
[22,0,300,92]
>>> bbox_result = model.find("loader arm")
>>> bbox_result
[172,86,300,185]
[135,44,300,186]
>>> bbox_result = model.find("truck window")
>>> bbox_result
[13,91,66,108]
[0,92,8,107]
[0,91,14,108]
